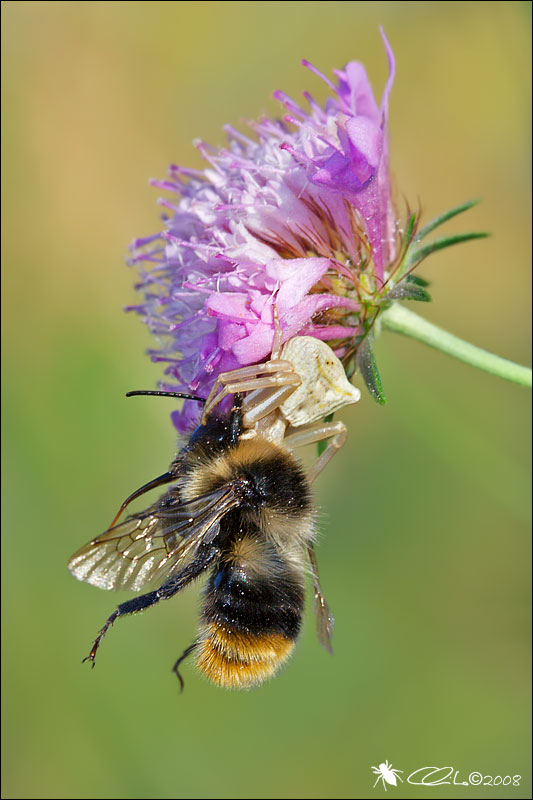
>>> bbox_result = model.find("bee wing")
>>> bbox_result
[314,591,335,654]
[307,544,334,654]
[68,486,240,592]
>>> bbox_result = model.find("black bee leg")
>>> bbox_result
[83,589,162,667]
[108,470,175,528]
[83,546,219,667]
[171,642,198,693]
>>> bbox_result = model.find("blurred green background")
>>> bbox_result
[2,2,531,798]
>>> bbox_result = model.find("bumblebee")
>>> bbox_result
[69,335,360,689]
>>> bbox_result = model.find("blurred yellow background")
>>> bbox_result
[2,2,531,798]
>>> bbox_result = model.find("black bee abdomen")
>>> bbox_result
[204,562,304,640]
[172,423,316,689]
[196,536,306,689]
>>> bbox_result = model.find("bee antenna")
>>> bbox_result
[126,390,206,404]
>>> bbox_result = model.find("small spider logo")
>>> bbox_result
[372,760,404,791]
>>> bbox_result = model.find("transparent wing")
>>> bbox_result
[307,544,334,654]
[314,591,335,654]
[68,486,240,592]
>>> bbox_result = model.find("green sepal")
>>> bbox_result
[408,231,489,268]
[406,274,430,287]
[390,282,432,302]
[416,199,480,240]
[357,339,387,404]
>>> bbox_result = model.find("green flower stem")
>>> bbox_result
[381,303,532,388]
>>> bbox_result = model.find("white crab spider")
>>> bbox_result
[202,320,361,484]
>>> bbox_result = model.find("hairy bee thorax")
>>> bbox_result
[179,428,315,549]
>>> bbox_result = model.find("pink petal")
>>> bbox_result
[232,322,275,365]
[205,292,256,321]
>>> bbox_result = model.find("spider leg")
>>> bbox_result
[283,420,347,482]
[240,378,301,429]
[202,360,295,423]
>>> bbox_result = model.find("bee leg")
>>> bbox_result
[171,641,198,693]
[83,589,161,667]
[108,470,176,528]
[83,546,219,667]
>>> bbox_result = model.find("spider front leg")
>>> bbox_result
[201,360,299,424]
[283,420,347,483]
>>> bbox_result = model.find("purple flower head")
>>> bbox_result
[129,30,401,431]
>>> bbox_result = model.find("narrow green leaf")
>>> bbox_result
[406,274,430,287]
[417,199,480,240]
[403,211,418,247]
[357,340,387,404]
[407,286,431,302]
[390,283,432,302]
[409,231,489,266]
